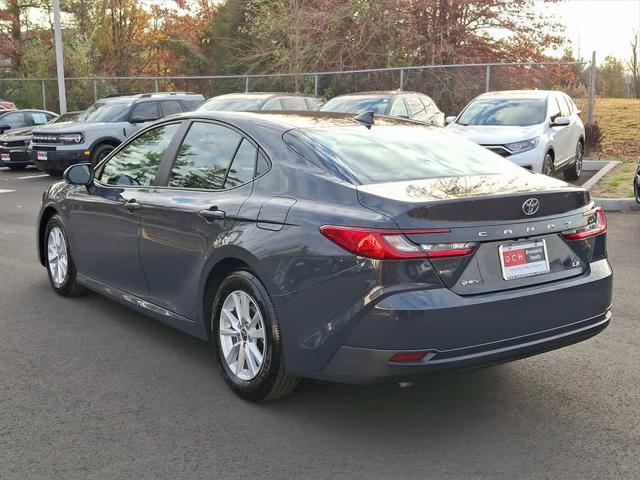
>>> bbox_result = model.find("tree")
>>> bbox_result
[599,55,626,98]
[627,31,639,99]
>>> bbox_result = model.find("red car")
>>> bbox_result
[0,99,17,110]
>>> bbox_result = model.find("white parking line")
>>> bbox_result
[0,189,16,193]
[16,174,49,180]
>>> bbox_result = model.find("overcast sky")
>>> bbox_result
[538,0,640,61]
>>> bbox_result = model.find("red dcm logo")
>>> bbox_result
[503,249,527,266]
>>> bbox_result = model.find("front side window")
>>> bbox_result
[557,95,570,117]
[548,98,561,121]
[169,122,243,190]
[161,100,184,116]
[98,123,180,186]
[280,97,308,110]
[1,112,26,128]
[130,102,159,121]
[321,96,390,115]
[196,96,267,112]
[457,98,547,126]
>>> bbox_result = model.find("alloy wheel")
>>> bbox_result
[47,226,68,287]
[575,142,583,176]
[219,290,266,381]
[542,153,553,176]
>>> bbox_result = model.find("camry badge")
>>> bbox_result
[522,198,540,216]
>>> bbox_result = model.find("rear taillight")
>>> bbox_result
[562,207,607,240]
[319,225,477,260]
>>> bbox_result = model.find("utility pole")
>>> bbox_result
[587,51,596,126]
[52,0,67,113]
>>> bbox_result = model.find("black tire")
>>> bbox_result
[212,270,299,401]
[90,144,115,166]
[44,169,63,177]
[635,175,640,204]
[564,141,583,181]
[44,215,86,297]
[541,151,554,176]
[7,164,27,170]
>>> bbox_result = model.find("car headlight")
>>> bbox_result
[58,133,84,144]
[504,137,539,153]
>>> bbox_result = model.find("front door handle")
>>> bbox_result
[124,199,141,213]
[199,207,226,222]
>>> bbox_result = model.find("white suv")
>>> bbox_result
[446,90,585,180]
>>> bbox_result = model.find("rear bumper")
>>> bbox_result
[319,310,610,384]
[287,258,612,383]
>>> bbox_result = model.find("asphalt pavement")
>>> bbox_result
[1,167,639,480]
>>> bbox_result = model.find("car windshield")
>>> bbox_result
[321,96,391,115]
[456,98,547,126]
[78,102,131,122]
[50,112,81,124]
[196,97,267,112]
[284,125,519,185]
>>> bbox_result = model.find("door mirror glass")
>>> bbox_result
[445,116,456,124]
[63,163,94,186]
[551,116,570,127]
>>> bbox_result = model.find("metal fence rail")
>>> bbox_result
[0,60,593,119]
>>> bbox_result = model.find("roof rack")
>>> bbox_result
[138,92,197,98]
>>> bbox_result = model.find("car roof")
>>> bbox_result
[328,91,426,98]
[0,109,57,116]
[476,90,559,100]
[205,92,321,101]
[98,92,204,103]
[166,110,420,132]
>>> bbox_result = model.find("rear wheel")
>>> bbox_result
[44,215,86,297]
[541,152,554,176]
[564,141,583,181]
[212,270,299,401]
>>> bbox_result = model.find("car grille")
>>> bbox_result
[32,134,60,144]
[483,145,512,157]
[0,140,28,148]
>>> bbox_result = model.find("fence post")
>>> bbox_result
[314,74,319,96]
[93,80,98,101]
[399,69,404,91]
[41,80,47,110]
[245,76,249,93]
[485,65,491,92]
[154,79,159,92]
[587,51,596,126]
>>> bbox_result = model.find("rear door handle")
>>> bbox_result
[124,199,141,213]
[199,207,225,222]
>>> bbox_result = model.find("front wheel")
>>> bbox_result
[541,152,554,176]
[212,270,299,401]
[564,141,583,181]
[44,215,86,296]
[90,144,114,166]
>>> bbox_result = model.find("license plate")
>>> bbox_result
[0,153,9,162]
[37,151,47,161]
[499,240,550,280]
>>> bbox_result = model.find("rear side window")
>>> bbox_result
[168,122,242,190]
[305,97,324,111]
[161,100,184,116]
[283,125,521,185]
[30,112,51,125]
[405,96,428,121]
[224,139,257,188]
[389,98,409,117]
[280,97,308,110]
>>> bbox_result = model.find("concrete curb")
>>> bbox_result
[581,160,621,191]
[593,198,640,212]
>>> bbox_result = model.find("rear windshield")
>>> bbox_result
[321,96,390,115]
[456,98,547,126]
[196,97,266,112]
[283,125,520,185]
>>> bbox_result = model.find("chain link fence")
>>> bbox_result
[0,61,592,119]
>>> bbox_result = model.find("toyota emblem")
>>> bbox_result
[522,198,540,216]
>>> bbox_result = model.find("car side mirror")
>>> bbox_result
[63,163,94,186]
[0,122,10,134]
[129,116,158,124]
[445,116,456,125]
[551,116,570,127]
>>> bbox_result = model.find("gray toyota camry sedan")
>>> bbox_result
[37,111,612,401]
